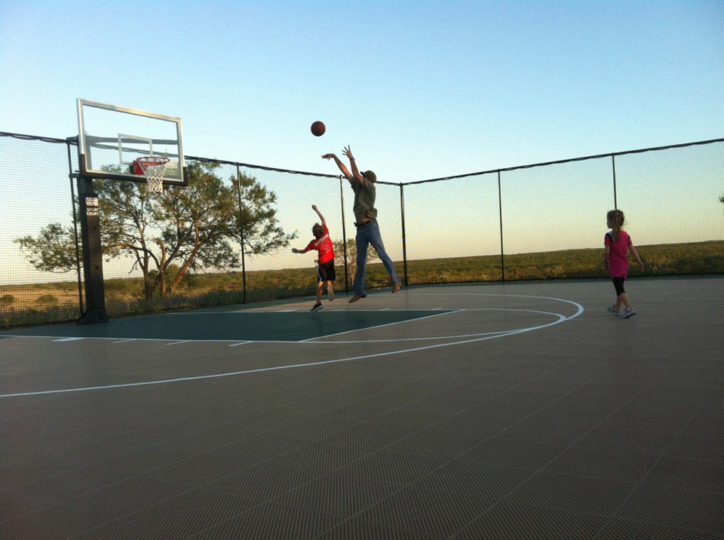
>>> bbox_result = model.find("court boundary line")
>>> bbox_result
[0,294,584,399]
[299,309,458,342]
[303,308,565,343]
[168,308,456,314]
[0,309,456,344]
[0,308,564,345]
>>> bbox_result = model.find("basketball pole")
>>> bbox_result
[235,164,248,305]
[76,173,109,324]
[399,184,408,287]
[66,139,85,318]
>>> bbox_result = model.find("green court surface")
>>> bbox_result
[1,309,448,342]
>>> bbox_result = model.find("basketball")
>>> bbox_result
[311,121,325,137]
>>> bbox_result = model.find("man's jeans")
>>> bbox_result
[354,220,400,294]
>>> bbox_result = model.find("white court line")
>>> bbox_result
[1,334,304,345]
[170,308,456,314]
[0,295,584,399]
[314,329,522,344]
[0,308,565,346]
[303,308,564,343]
[229,341,251,348]
[413,292,581,305]
[53,337,85,342]
[0,302,582,399]
[166,341,190,346]
[298,310,459,342]
[177,307,564,313]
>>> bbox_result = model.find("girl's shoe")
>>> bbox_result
[619,307,636,319]
[607,305,619,314]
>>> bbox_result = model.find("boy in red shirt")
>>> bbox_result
[292,205,335,311]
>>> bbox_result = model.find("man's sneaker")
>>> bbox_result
[348,293,366,303]
[310,302,323,312]
[607,305,619,314]
[619,307,636,319]
[392,282,401,293]
[328,288,334,301]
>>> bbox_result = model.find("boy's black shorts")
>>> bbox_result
[317,260,336,282]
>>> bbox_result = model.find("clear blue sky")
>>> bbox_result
[1,0,722,182]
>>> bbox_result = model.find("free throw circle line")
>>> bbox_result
[0,295,583,399]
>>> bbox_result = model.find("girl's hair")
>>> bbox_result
[607,209,625,240]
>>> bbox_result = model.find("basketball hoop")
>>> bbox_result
[133,156,170,193]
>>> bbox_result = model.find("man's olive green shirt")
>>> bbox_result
[349,177,377,223]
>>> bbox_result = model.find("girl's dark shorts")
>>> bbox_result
[317,260,336,282]
[612,276,626,296]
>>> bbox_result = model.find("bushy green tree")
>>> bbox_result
[14,223,77,273]
[15,162,295,299]
[333,238,379,282]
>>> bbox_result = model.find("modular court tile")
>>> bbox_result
[1,278,722,538]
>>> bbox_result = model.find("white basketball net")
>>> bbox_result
[137,157,170,193]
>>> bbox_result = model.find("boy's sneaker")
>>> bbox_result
[310,302,323,312]
[619,307,636,319]
[328,289,334,301]
[607,305,618,314]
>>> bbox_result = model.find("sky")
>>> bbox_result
[1,1,723,284]
[1,0,722,182]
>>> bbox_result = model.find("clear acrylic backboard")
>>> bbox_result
[76,98,186,185]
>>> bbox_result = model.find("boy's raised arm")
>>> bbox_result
[312,204,325,224]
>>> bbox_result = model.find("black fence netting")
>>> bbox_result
[1,133,84,326]
[1,131,722,327]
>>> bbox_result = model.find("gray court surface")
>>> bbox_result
[1,277,722,538]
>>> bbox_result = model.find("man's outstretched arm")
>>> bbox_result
[322,153,352,179]
[342,146,365,184]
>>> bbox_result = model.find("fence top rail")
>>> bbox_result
[400,137,724,186]
[3,131,721,187]
[186,154,339,179]
[0,131,70,144]
[185,155,399,185]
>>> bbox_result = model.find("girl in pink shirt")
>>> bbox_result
[604,210,644,318]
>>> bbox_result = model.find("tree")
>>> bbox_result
[333,238,379,283]
[15,161,295,298]
[14,223,77,273]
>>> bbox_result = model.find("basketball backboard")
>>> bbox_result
[76,98,186,185]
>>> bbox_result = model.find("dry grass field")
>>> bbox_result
[2,241,722,328]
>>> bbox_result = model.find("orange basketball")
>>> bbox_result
[311,121,325,137]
